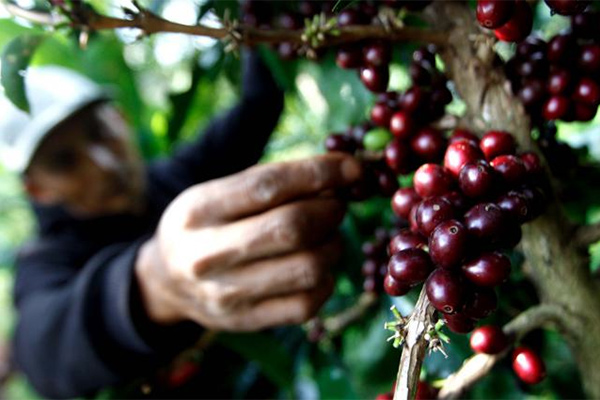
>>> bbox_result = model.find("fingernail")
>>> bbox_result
[341,157,361,182]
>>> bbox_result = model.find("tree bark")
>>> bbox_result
[424,2,600,398]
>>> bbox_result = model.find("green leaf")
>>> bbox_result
[216,332,294,392]
[1,34,46,112]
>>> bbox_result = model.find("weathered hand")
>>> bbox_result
[136,153,362,331]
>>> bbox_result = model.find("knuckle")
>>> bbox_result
[295,254,322,289]
[304,160,329,192]
[246,167,283,206]
[296,295,318,322]
[272,209,306,247]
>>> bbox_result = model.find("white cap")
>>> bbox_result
[0,66,109,173]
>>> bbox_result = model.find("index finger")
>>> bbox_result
[190,153,362,223]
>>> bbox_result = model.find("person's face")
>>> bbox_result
[25,103,146,217]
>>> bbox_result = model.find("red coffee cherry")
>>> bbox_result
[426,268,466,314]
[444,139,485,178]
[512,346,547,384]
[462,252,511,287]
[480,131,516,160]
[476,0,515,29]
[413,163,455,198]
[494,0,533,43]
[544,0,590,15]
[470,325,509,354]
[429,219,470,269]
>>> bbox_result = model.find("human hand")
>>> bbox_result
[136,153,362,331]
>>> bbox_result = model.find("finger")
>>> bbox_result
[187,153,362,224]
[202,237,342,308]
[191,197,346,273]
[215,276,335,332]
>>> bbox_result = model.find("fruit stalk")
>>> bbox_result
[393,287,435,400]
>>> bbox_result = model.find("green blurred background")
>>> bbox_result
[0,0,599,399]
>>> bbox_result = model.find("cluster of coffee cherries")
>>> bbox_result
[506,9,600,125]
[475,0,534,43]
[470,325,547,385]
[385,130,546,333]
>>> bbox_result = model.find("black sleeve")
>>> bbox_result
[12,239,202,399]
[149,49,284,193]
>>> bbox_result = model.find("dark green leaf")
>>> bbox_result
[1,34,46,112]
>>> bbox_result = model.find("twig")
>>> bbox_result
[575,222,600,249]
[5,3,447,48]
[437,304,565,399]
[323,291,378,336]
[393,287,436,400]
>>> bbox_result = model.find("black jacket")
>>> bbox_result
[12,51,284,399]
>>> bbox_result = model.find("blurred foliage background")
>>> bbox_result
[0,0,598,399]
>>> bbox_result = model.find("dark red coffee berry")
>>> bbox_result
[494,0,533,43]
[440,191,471,214]
[388,229,427,254]
[462,252,511,287]
[400,86,427,114]
[496,191,530,223]
[459,160,498,198]
[336,46,363,69]
[544,0,590,15]
[337,8,368,26]
[450,129,479,144]
[512,346,547,384]
[410,127,447,162]
[547,33,578,65]
[412,46,436,65]
[371,101,395,128]
[415,381,439,400]
[416,197,456,237]
[516,36,547,58]
[520,152,543,179]
[363,40,392,67]
[443,312,476,334]
[390,111,417,139]
[426,268,466,314]
[409,62,433,86]
[384,274,412,297]
[543,95,570,121]
[463,203,508,248]
[429,219,470,268]
[413,163,455,198]
[360,66,389,93]
[388,248,433,285]
[325,134,357,153]
[571,11,600,40]
[385,139,412,175]
[444,139,485,177]
[392,188,422,219]
[573,78,600,106]
[490,155,527,187]
[480,131,516,160]
[361,259,378,276]
[547,69,572,95]
[476,0,515,29]
[518,79,547,109]
[470,325,509,354]
[375,167,400,196]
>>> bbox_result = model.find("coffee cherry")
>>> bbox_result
[360,65,389,93]
[490,155,527,187]
[390,111,417,139]
[519,152,543,179]
[388,248,433,285]
[416,197,456,237]
[462,252,511,286]
[412,46,436,66]
[544,0,590,15]
[573,78,600,106]
[325,134,357,153]
[415,381,439,400]
[443,312,476,334]
[426,268,465,314]
[512,346,547,384]
[573,102,598,122]
[388,229,427,254]
[464,203,508,248]
[470,325,509,354]
[462,287,497,319]
[571,11,600,40]
[440,191,471,214]
[518,185,546,220]
[429,220,470,268]
[547,69,572,95]
[459,160,498,199]
[444,139,485,177]
[400,86,427,114]
[476,0,515,29]
[375,167,400,196]
[410,127,447,162]
[363,41,392,67]
[450,129,479,144]
[375,392,393,400]
[547,33,577,65]
[518,80,547,109]
[413,163,455,198]
[336,46,363,69]
[392,188,422,219]
[543,95,570,120]
[409,62,433,86]
[371,101,395,128]
[496,191,530,223]
[364,128,393,151]
[516,37,547,59]
[480,131,516,160]
[384,274,412,297]
[337,8,368,26]
[361,259,379,276]
[385,139,412,174]
[494,0,533,43]
[363,275,379,293]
